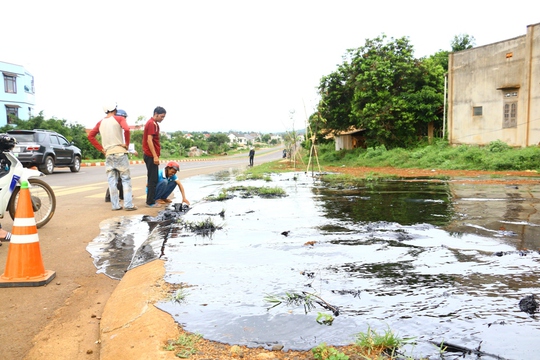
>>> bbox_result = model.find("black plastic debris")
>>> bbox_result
[519,294,539,315]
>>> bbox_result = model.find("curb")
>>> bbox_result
[81,157,220,167]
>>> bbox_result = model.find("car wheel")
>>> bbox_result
[70,156,81,172]
[39,155,55,175]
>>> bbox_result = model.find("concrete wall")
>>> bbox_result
[448,23,540,147]
[527,24,540,146]
[0,61,35,125]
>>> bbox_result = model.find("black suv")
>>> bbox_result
[7,129,82,174]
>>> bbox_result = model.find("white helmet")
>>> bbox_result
[103,103,117,113]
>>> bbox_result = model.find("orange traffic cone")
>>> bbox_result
[0,181,55,287]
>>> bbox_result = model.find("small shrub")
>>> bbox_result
[362,145,388,159]
[487,140,511,153]
[312,343,349,360]
[316,312,334,326]
[168,288,189,304]
[355,326,414,358]
[164,333,202,358]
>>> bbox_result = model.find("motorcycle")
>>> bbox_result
[0,148,56,228]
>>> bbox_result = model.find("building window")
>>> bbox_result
[473,106,483,116]
[3,73,17,93]
[503,91,518,128]
[5,106,18,124]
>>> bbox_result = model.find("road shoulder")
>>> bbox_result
[100,259,179,360]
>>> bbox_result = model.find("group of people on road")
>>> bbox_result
[0,104,191,248]
[88,104,190,211]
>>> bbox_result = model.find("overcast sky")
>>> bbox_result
[3,0,538,133]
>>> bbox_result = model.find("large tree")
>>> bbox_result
[317,64,354,133]
[317,35,445,148]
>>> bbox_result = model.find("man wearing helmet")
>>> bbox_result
[88,103,137,211]
[154,161,190,205]
[103,109,137,202]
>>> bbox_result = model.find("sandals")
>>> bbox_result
[0,223,11,242]
[1,232,11,242]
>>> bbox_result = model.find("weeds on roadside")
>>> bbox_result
[310,327,428,360]
[257,186,286,197]
[245,160,295,174]
[320,173,398,187]
[205,185,286,200]
[235,172,272,182]
[354,326,415,359]
[168,287,189,304]
[312,343,349,360]
[316,139,540,172]
[204,189,232,201]
[316,312,334,326]
[265,291,316,314]
[264,291,339,316]
[178,217,223,237]
[164,333,202,358]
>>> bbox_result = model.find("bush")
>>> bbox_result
[314,140,540,172]
[488,139,512,153]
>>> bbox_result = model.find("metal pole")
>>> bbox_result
[443,73,447,139]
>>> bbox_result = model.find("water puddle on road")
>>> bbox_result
[88,171,540,359]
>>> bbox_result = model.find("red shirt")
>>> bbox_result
[142,117,160,157]
[88,115,130,152]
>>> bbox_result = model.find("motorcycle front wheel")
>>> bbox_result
[9,178,56,228]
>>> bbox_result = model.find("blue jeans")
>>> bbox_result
[105,153,134,209]
[155,179,176,201]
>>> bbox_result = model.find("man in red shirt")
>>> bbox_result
[142,106,166,207]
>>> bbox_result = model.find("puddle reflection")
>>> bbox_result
[88,171,540,359]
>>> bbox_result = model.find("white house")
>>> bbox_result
[1,61,35,125]
[228,131,260,146]
[270,134,282,142]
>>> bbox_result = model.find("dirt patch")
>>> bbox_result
[325,166,540,185]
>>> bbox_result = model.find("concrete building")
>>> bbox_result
[448,22,540,147]
[228,131,260,146]
[1,61,35,125]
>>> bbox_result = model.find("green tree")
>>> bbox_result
[317,64,354,133]
[206,133,231,154]
[317,35,445,148]
[0,112,102,159]
[429,49,449,72]
[191,132,209,152]
[207,133,230,147]
[451,34,476,52]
